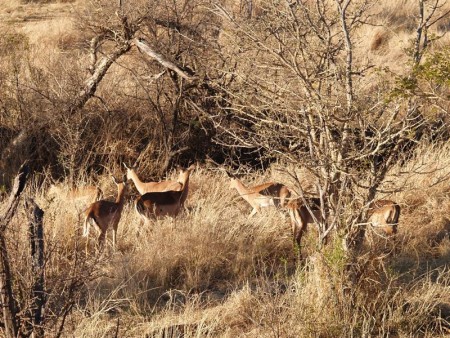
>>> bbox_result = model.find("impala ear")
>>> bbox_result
[187,163,196,171]
[226,168,236,178]
[112,175,119,184]
[219,167,232,178]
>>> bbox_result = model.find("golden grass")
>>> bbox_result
[1,145,439,336]
[2,0,449,80]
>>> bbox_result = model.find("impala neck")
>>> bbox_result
[233,180,252,201]
[128,170,145,194]
[180,172,192,204]
[116,183,127,206]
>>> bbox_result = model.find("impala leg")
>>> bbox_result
[112,227,117,251]
[97,231,106,252]
[293,222,302,249]
[248,207,258,218]
[293,213,307,260]
[83,217,90,255]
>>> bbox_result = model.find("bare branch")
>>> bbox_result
[134,38,196,81]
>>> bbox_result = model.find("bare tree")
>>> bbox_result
[208,0,450,259]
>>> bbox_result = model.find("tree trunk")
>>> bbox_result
[26,199,45,338]
[70,43,131,113]
[0,163,29,338]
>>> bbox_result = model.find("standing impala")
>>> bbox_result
[123,163,181,194]
[287,197,401,257]
[286,197,322,253]
[228,173,291,217]
[367,199,401,235]
[83,175,127,253]
[135,164,195,221]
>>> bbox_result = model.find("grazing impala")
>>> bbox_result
[135,164,195,221]
[83,176,127,253]
[367,199,401,235]
[286,197,322,252]
[228,174,291,217]
[123,163,181,194]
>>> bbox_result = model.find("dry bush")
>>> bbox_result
[376,0,419,31]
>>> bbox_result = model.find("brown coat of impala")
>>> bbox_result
[123,163,182,194]
[367,199,401,235]
[286,197,322,252]
[83,176,127,253]
[49,184,102,204]
[135,164,195,220]
[229,175,291,217]
[287,198,401,257]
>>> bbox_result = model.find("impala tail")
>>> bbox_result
[83,214,93,237]
[135,196,145,217]
[391,203,401,224]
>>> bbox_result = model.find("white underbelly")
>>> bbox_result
[257,197,275,208]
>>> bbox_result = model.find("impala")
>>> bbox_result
[83,176,127,253]
[135,164,195,221]
[287,198,401,257]
[367,199,401,235]
[49,183,102,203]
[286,197,322,252]
[123,163,181,194]
[68,185,102,201]
[228,174,291,217]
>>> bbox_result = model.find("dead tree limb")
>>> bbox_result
[25,198,45,338]
[134,38,196,81]
[71,43,131,113]
[0,163,29,338]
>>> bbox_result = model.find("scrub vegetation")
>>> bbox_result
[0,0,449,336]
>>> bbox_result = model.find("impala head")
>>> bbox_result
[367,200,401,236]
[223,170,239,190]
[123,163,136,181]
[111,175,127,200]
[177,164,196,184]
[112,174,125,184]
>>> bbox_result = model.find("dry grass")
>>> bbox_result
[0,145,445,336]
[0,0,449,336]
